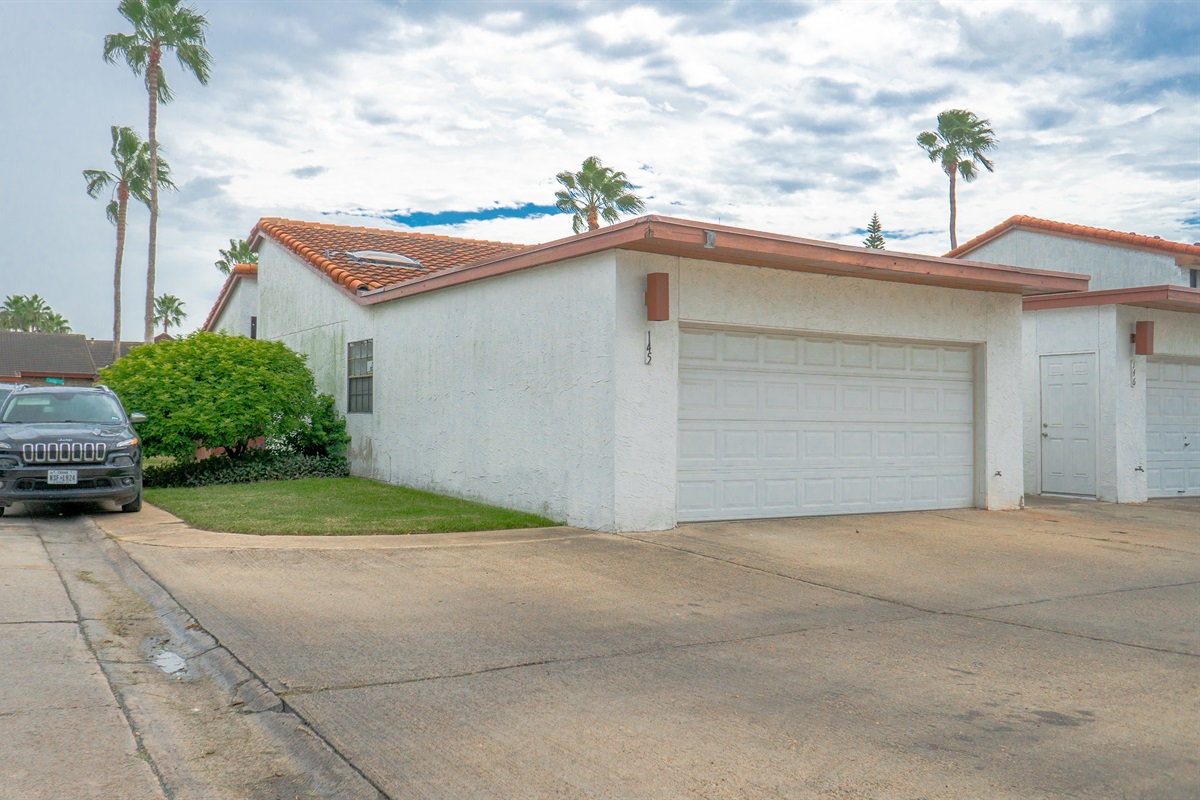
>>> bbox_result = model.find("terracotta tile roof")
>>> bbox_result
[202,263,258,331]
[947,215,1200,260]
[249,218,528,294]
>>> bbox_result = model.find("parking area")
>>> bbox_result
[95,497,1199,799]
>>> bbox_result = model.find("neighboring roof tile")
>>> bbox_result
[89,339,142,371]
[202,263,258,331]
[249,218,527,293]
[947,215,1200,259]
[0,331,98,378]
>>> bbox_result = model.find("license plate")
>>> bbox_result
[47,470,78,485]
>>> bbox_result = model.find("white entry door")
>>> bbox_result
[1039,353,1097,496]
[677,328,975,522]
[1146,359,1200,497]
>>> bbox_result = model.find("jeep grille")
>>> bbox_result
[21,442,108,464]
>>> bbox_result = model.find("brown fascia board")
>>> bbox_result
[201,265,258,331]
[1023,285,1200,313]
[353,215,1088,306]
[20,370,97,379]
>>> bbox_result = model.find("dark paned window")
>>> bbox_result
[348,339,373,413]
[250,316,258,339]
[1191,269,1198,289]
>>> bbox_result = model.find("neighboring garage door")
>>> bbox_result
[677,328,976,522]
[1146,358,1200,497]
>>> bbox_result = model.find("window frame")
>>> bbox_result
[347,339,374,414]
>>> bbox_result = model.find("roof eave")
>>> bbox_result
[1023,285,1200,313]
[201,265,258,331]
[950,215,1200,260]
[359,215,1088,304]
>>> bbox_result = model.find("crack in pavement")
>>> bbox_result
[281,610,931,697]
[0,703,122,719]
[0,619,77,625]
[609,531,1200,658]
[969,579,1200,612]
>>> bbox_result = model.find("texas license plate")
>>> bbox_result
[47,470,78,485]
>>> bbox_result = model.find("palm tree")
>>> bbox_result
[84,125,175,364]
[215,238,257,274]
[153,293,187,336]
[0,294,70,332]
[917,109,997,250]
[104,0,211,343]
[554,156,646,234]
[40,313,73,334]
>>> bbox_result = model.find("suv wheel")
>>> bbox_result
[121,491,142,513]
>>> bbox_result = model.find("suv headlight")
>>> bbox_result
[0,442,10,450]
[115,437,139,448]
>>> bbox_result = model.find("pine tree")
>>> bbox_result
[863,212,886,249]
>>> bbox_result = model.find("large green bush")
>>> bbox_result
[100,332,348,460]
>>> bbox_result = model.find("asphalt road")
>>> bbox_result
[103,497,1199,799]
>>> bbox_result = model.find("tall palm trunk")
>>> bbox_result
[113,184,130,364]
[144,43,161,343]
[587,204,599,231]
[948,165,958,250]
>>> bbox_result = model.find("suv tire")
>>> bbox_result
[121,491,142,513]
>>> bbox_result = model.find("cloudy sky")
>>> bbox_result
[1,0,1197,340]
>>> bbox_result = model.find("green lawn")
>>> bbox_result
[145,477,559,535]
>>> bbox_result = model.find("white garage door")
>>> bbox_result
[1146,359,1200,498]
[678,328,975,521]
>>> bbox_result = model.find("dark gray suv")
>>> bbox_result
[0,385,145,515]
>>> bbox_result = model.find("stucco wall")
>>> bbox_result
[367,252,618,529]
[211,278,259,338]
[1021,305,1199,502]
[611,252,1026,527]
[263,238,1028,531]
[260,238,621,530]
[966,230,1190,291]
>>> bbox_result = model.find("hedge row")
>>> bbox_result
[144,450,350,489]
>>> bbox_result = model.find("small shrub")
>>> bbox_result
[283,393,350,457]
[143,450,349,488]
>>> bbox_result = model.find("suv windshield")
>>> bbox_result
[0,393,127,425]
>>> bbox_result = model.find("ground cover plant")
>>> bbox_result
[145,477,558,535]
[143,450,348,488]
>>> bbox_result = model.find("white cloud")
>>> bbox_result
[1,0,1197,340]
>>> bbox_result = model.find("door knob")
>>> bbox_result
[1042,432,1049,437]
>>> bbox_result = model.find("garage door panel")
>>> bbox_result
[1146,358,1200,498]
[678,421,972,470]
[678,329,976,521]
[678,468,977,521]
[680,373,972,423]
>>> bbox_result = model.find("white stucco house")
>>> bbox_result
[948,216,1200,501]
[204,214,1089,531]
[202,263,259,338]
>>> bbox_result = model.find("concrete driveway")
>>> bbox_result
[98,497,1199,799]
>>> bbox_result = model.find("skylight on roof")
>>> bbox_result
[346,250,423,269]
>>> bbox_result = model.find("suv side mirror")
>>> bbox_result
[130,413,148,424]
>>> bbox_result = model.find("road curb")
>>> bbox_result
[77,515,389,800]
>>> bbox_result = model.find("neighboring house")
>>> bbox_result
[89,338,141,372]
[948,216,1200,501]
[0,331,140,387]
[202,263,259,338]
[0,328,144,383]
[226,214,1086,531]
